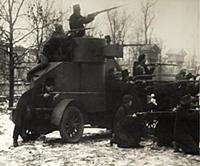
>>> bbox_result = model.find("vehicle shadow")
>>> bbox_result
[43,131,112,145]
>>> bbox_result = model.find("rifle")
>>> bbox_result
[67,27,92,33]
[89,5,124,16]
[66,27,93,36]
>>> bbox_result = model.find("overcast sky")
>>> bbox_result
[51,0,199,58]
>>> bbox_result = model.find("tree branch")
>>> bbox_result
[14,27,30,31]
[12,0,25,26]
[147,15,155,28]
[14,45,35,68]
[0,0,8,16]
[0,47,9,54]
[13,28,35,44]
[0,12,9,22]
[10,0,15,11]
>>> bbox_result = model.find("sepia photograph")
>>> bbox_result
[0,0,199,165]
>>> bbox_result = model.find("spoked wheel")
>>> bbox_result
[59,106,84,143]
[20,128,40,142]
[14,92,40,142]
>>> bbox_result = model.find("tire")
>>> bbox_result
[20,129,40,142]
[15,91,40,142]
[59,106,84,143]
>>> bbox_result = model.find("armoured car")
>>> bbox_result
[12,36,123,143]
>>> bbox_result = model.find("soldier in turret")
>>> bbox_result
[27,24,69,82]
[69,4,96,37]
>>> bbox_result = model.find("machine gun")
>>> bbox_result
[122,44,147,47]
[88,5,124,17]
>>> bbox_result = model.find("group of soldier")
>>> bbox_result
[110,68,199,155]
[107,49,199,155]
[13,4,199,155]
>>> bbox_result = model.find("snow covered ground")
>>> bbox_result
[0,112,199,166]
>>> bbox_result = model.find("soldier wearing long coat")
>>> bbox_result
[174,94,199,155]
[113,95,143,148]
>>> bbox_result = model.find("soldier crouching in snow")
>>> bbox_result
[111,94,143,148]
[173,94,199,155]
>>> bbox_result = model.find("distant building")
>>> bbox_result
[139,44,161,63]
[0,45,37,96]
[14,46,37,81]
[166,49,187,68]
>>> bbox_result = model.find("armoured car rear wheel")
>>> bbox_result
[59,106,84,143]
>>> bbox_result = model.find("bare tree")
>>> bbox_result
[141,0,157,44]
[107,10,131,44]
[85,21,104,38]
[0,0,33,107]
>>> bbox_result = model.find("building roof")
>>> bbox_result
[166,49,187,57]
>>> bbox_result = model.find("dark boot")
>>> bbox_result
[13,139,18,147]
[110,134,116,146]
[173,141,181,153]
[13,125,21,147]
[175,140,199,155]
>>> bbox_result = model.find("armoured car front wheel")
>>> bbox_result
[59,106,84,143]
[20,128,40,142]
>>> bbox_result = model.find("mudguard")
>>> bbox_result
[51,98,75,126]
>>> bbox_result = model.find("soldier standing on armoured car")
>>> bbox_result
[69,4,96,37]
[173,94,199,155]
[69,4,122,37]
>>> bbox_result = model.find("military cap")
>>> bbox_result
[122,94,133,104]
[105,35,111,44]
[54,23,62,29]
[180,94,192,105]
[138,54,146,63]
[73,4,80,10]
[122,69,129,77]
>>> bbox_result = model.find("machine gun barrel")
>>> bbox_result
[90,5,123,16]
[123,44,146,47]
